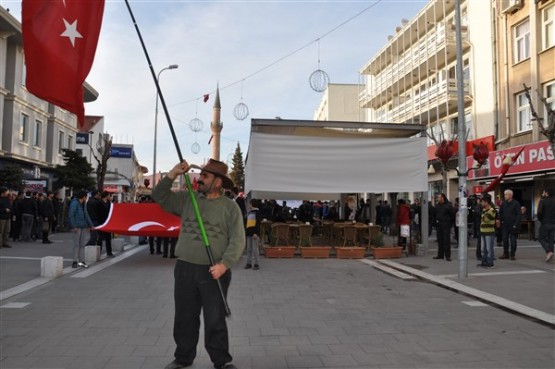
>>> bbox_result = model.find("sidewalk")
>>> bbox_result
[0,232,554,369]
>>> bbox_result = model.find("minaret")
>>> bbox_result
[210,85,222,161]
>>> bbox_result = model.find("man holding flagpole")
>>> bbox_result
[153,159,244,369]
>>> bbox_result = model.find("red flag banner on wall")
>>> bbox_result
[22,0,105,128]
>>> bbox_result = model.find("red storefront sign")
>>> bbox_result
[468,140,554,180]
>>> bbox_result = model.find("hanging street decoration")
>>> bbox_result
[189,117,203,132]
[233,102,249,121]
[309,69,329,92]
[191,141,200,154]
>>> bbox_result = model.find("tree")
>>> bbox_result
[54,149,95,192]
[0,163,24,190]
[229,142,245,190]
[90,132,112,190]
[523,84,555,157]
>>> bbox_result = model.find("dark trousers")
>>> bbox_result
[501,226,517,256]
[436,223,451,259]
[98,231,112,255]
[149,237,161,254]
[539,223,555,254]
[173,260,232,367]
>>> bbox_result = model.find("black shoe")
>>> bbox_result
[215,363,237,369]
[253,264,260,270]
[72,262,78,268]
[476,256,482,261]
[244,263,252,269]
[445,258,451,261]
[432,256,442,259]
[42,240,53,244]
[170,255,177,259]
[499,254,509,259]
[476,263,487,267]
[156,251,163,255]
[162,255,168,258]
[510,255,515,260]
[164,360,193,369]
[2,244,11,248]
[107,254,115,258]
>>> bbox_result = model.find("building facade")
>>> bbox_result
[359,0,498,202]
[473,0,554,217]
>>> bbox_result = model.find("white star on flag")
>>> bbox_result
[60,18,82,47]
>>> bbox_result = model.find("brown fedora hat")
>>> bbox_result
[192,159,234,189]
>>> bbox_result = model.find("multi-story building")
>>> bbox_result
[359,0,497,202]
[470,0,554,215]
[313,83,364,121]
[0,7,98,192]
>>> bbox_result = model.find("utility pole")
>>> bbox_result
[455,0,468,279]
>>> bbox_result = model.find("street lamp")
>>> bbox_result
[152,64,178,187]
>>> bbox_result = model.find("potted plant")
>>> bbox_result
[371,233,403,259]
[300,239,331,259]
[335,245,366,259]
[264,245,296,258]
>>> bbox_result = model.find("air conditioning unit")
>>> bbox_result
[501,0,523,14]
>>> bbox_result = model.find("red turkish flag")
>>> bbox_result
[203,94,209,103]
[22,0,105,128]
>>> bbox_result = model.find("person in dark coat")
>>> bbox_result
[499,189,521,260]
[40,191,55,244]
[97,191,113,257]
[537,188,555,263]
[0,187,12,248]
[18,191,37,242]
[232,187,247,219]
[86,191,102,246]
[433,193,455,261]
[244,198,262,270]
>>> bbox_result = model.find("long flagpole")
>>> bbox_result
[124,0,231,317]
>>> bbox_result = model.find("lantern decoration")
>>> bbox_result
[435,140,456,165]
[309,40,329,92]
[233,80,250,121]
[472,141,489,166]
[191,141,200,154]
[233,102,249,121]
[189,118,203,132]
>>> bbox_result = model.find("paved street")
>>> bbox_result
[1,231,554,369]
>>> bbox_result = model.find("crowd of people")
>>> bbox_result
[0,188,64,247]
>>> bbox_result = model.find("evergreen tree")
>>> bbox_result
[0,163,24,190]
[229,142,245,190]
[54,149,95,192]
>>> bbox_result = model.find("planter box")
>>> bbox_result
[371,246,403,259]
[301,246,331,259]
[335,247,366,259]
[264,246,296,258]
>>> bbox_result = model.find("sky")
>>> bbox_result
[4,0,427,173]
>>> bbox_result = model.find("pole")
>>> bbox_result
[153,65,178,187]
[455,0,468,279]
[124,0,231,316]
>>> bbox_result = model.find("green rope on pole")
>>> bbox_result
[183,173,210,246]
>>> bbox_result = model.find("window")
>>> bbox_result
[543,5,554,50]
[19,114,29,142]
[58,131,65,154]
[465,112,473,140]
[33,120,42,147]
[67,135,74,151]
[545,81,554,119]
[514,20,530,63]
[516,92,531,132]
